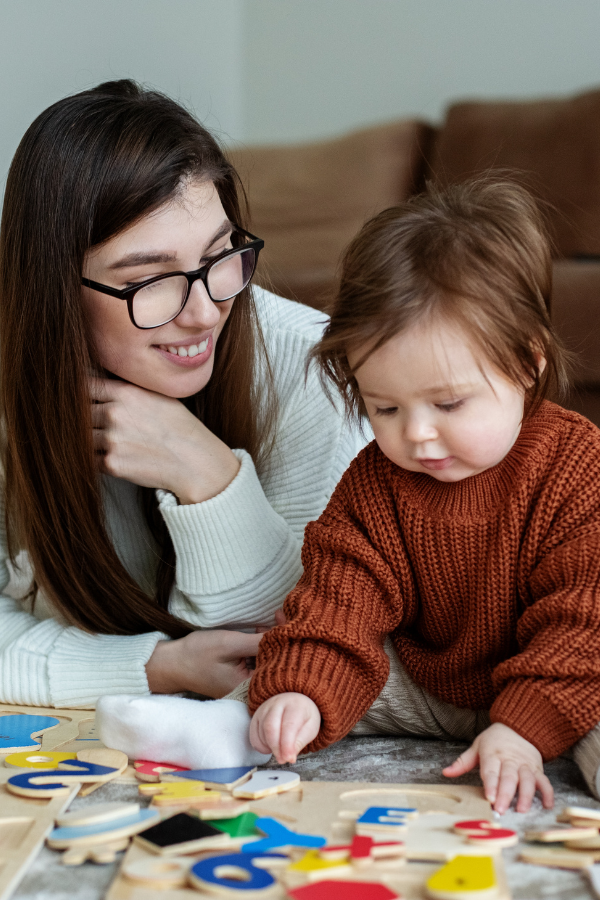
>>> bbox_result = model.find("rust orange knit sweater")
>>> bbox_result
[249,402,600,761]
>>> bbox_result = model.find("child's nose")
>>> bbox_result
[404,414,438,444]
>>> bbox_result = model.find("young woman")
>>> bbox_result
[0,79,365,710]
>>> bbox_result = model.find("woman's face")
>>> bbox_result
[82,179,236,398]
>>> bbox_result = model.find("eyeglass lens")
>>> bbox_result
[132,247,256,328]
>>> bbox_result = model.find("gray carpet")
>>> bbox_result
[13,734,599,900]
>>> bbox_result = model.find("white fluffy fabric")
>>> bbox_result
[96,694,271,768]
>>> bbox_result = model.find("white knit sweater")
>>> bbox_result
[0,289,367,708]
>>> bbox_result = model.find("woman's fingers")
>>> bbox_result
[220,631,262,660]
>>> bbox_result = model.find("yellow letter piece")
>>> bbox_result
[138,780,221,807]
[287,849,352,883]
[4,751,75,769]
[426,855,498,900]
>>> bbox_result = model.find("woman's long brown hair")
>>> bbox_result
[0,80,276,638]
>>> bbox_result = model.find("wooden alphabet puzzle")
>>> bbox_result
[106,781,511,900]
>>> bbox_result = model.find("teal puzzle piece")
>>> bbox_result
[0,714,60,751]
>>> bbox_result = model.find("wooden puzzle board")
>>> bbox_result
[0,705,511,900]
[0,763,79,900]
[107,782,511,900]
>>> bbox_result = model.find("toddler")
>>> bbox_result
[249,177,600,814]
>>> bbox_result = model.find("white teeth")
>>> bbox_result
[162,339,209,358]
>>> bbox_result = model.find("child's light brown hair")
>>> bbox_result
[312,176,571,420]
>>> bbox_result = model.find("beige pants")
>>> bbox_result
[232,636,600,799]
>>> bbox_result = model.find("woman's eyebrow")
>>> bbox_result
[107,221,233,270]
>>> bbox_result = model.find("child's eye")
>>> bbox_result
[375,407,398,417]
[436,400,464,413]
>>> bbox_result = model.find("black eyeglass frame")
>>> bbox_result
[81,226,264,329]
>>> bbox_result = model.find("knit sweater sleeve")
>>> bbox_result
[490,420,600,760]
[248,447,406,750]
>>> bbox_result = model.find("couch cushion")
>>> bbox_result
[430,89,600,257]
[552,259,600,385]
[229,120,434,311]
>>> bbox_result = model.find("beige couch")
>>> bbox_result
[229,87,600,426]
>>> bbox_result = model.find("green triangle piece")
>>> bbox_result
[208,811,259,838]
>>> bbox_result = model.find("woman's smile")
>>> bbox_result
[154,334,213,367]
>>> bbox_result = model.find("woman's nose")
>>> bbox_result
[176,280,221,329]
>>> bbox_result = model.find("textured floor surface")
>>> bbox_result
[13,733,599,900]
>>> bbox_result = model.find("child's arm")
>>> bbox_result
[250,693,321,763]
[443,722,554,813]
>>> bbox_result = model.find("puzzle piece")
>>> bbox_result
[426,855,498,899]
[232,770,300,799]
[287,848,352,881]
[138,779,221,807]
[453,820,518,849]
[4,751,75,769]
[287,881,399,899]
[0,715,60,752]
[134,812,232,855]
[122,855,192,889]
[56,802,140,829]
[47,808,160,849]
[195,799,252,820]
[241,817,326,854]
[320,835,404,866]
[355,807,412,837]
[7,760,120,797]
[208,812,260,839]
[165,766,256,790]
[524,826,598,843]
[134,759,190,782]
[189,851,287,896]
[61,838,129,866]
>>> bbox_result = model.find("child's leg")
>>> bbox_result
[96,686,270,769]
[353,637,490,742]
[573,725,600,799]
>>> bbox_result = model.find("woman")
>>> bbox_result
[0,80,365,721]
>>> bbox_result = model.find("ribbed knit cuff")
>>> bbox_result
[48,628,163,708]
[490,681,581,760]
[157,450,288,596]
[249,635,388,752]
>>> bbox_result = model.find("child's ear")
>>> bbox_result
[531,343,547,377]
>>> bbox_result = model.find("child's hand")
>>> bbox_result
[250,693,321,764]
[442,722,554,814]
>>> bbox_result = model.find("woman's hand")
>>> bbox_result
[145,630,262,697]
[443,722,554,813]
[89,376,240,503]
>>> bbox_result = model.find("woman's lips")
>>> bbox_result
[153,334,213,368]
[419,456,454,471]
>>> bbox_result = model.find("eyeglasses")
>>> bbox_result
[81,226,264,329]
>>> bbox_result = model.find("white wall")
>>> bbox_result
[0,0,244,185]
[1,0,600,177]
[243,0,600,144]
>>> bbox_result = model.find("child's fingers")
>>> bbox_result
[515,765,536,813]
[493,761,519,814]
[278,703,316,764]
[442,744,479,777]
[250,706,284,758]
[478,756,501,806]
[537,771,555,809]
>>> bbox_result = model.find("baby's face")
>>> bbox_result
[349,318,527,483]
